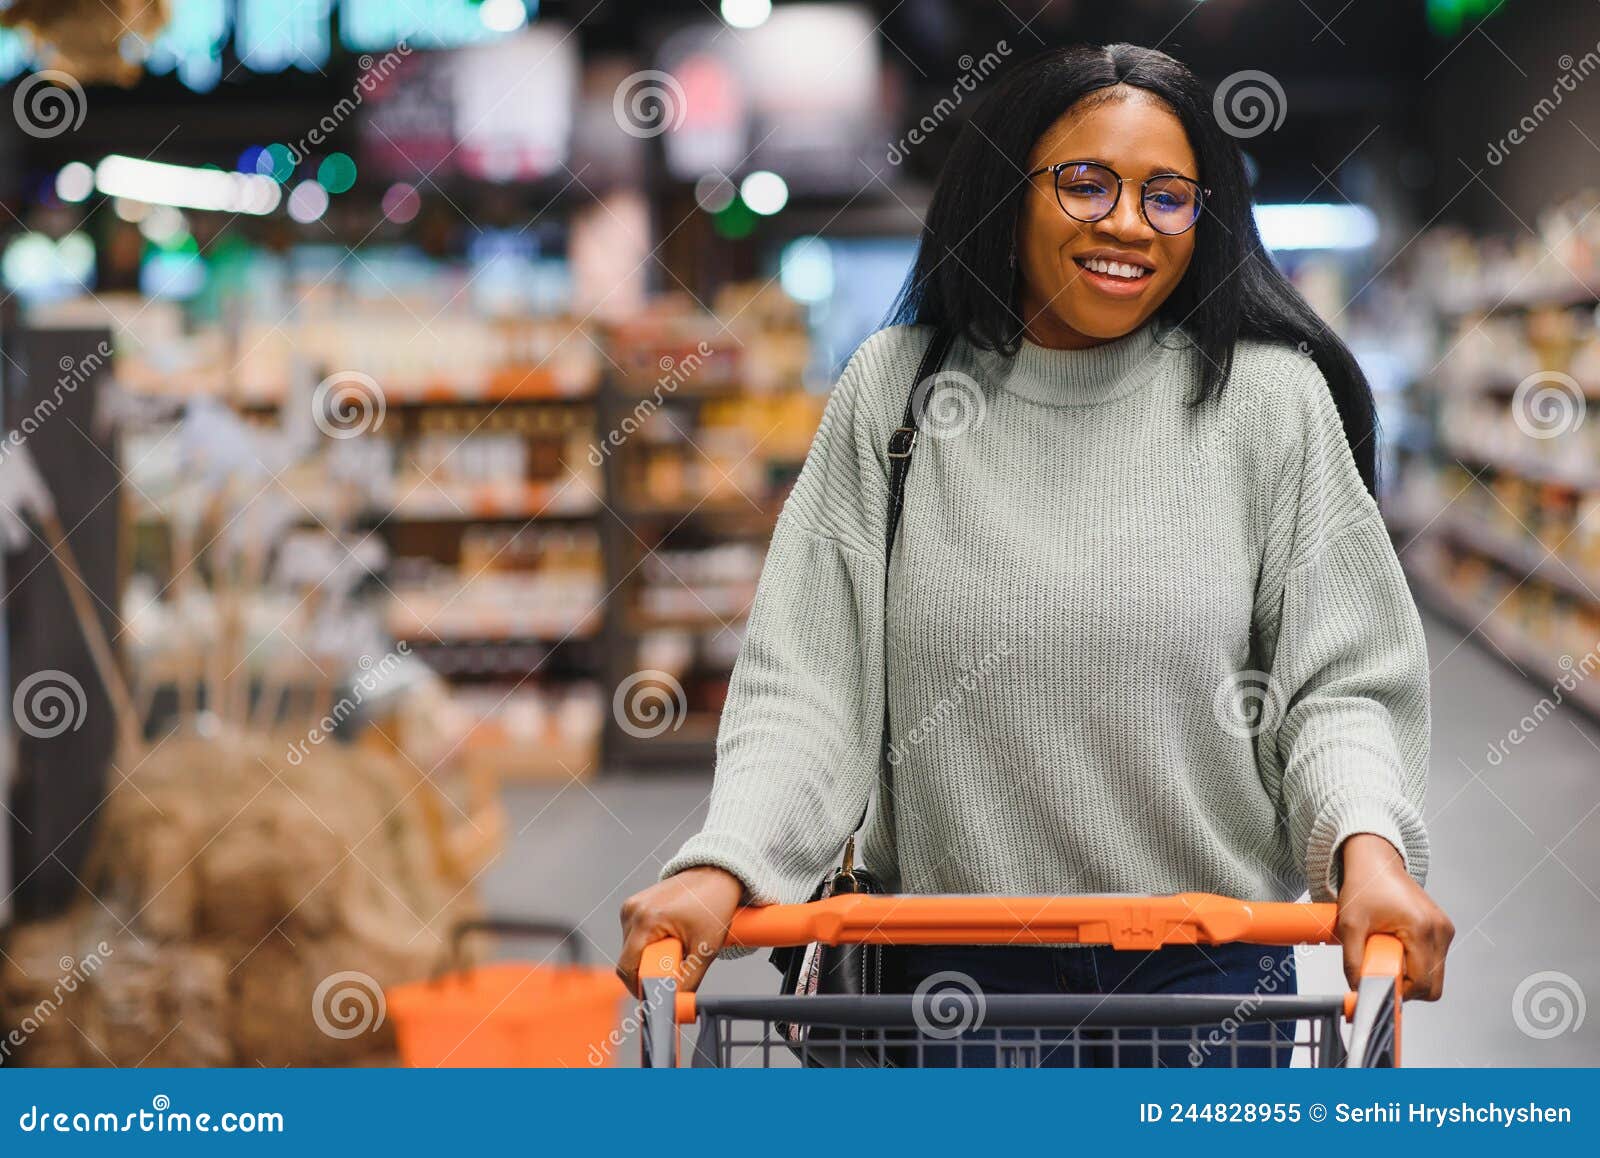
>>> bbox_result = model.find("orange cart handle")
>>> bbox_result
[726,892,1338,952]
[640,937,697,1026]
[639,937,683,981]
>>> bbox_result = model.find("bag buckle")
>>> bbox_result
[887,426,917,459]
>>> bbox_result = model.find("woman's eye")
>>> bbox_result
[1148,192,1187,209]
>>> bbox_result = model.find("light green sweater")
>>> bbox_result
[661,320,1430,916]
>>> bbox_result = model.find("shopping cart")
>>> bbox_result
[637,893,1403,1068]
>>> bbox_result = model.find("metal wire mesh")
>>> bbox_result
[688,993,1348,1069]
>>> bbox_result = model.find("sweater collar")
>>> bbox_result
[998,319,1168,407]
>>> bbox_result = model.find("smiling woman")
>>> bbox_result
[1019,99,1205,341]
[619,42,1454,1066]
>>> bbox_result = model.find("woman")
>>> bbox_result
[618,42,1453,1064]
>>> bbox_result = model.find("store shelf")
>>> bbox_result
[604,714,724,770]
[387,479,602,521]
[1426,372,1600,400]
[1430,513,1600,605]
[1438,442,1600,494]
[1434,281,1600,316]
[1403,559,1600,718]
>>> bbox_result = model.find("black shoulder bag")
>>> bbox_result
[771,327,957,1056]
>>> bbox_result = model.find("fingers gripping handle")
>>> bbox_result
[1346,933,1404,1068]
[639,938,683,1068]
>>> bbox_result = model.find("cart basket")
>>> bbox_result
[636,893,1403,1069]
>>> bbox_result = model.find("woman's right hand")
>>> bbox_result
[616,866,745,997]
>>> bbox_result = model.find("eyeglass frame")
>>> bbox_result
[1025,160,1211,236]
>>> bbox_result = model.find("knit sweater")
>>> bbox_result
[660,319,1431,922]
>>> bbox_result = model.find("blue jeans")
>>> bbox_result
[885,941,1298,1068]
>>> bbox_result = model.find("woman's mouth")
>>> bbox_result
[1073,255,1155,298]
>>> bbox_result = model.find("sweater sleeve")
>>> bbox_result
[1252,359,1432,903]
[657,339,896,908]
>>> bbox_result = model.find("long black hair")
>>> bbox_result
[887,43,1381,494]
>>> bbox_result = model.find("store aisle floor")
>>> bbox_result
[487,610,1599,1066]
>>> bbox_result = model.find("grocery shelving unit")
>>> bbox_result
[1389,254,1600,719]
[593,304,819,771]
[113,305,613,783]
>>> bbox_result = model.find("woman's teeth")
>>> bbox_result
[1077,257,1151,280]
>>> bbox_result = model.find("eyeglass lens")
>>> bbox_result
[1054,162,1202,235]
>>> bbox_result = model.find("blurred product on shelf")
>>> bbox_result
[1388,191,1600,717]
[86,276,824,773]
[390,526,605,642]
[0,435,498,1066]
[1417,190,1600,313]
[594,285,822,764]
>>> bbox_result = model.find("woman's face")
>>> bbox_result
[1016,87,1200,347]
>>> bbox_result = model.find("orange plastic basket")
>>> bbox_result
[388,919,626,1068]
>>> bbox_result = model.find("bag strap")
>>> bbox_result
[884,327,956,568]
[853,326,957,840]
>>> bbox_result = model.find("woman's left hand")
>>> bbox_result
[1335,833,1454,1001]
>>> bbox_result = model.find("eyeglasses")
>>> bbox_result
[1026,160,1208,236]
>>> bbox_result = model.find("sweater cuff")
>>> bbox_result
[660,831,792,962]
[1305,794,1430,902]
